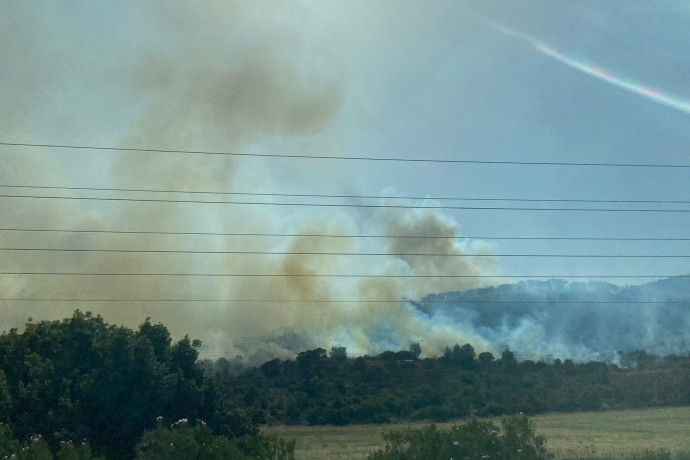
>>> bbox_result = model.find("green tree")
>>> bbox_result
[478,351,495,368]
[329,346,347,361]
[455,344,476,369]
[0,312,221,458]
[0,370,10,422]
[409,343,422,360]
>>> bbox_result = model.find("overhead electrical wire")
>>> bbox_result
[1,193,689,212]
[0,228,687,241]
[2,141,689,168]
[3,143,688,368]
[0,272,685,278]
[171,367,686,378]
[0,247,688,258]
[0,183,688,205]
[0,298,685,304]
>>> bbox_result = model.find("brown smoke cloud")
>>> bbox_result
[0,1,499,361]
[385,205,498,293]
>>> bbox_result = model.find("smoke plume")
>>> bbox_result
[0,1,495,364]
[5,2,686,366]
[419,277,690,363]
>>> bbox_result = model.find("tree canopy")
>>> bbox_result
[0,311,258,458]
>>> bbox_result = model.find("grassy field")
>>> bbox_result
[263,406,690,460]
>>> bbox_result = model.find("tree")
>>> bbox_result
[409,342,422,360]
[501,349,517,372]
[0,370,10,422]
[297,348,327,366]
[442,346,452,361]
[478,351,495,368]
[455,344,476,369]
[329,346,347,361]
[0,312,219,458]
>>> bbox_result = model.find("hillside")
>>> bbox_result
[415,276,690,361]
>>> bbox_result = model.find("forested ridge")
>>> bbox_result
[213,344,690,426]
[2,311,690,458]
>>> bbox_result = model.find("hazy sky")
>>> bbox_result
[1,1,689,357]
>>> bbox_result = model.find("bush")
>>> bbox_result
[410,405,452,422]
[135,423,250,460]
[0,423,103,460]
[368,415,553,460]
[0,424,22,458]
[135,421,295,460]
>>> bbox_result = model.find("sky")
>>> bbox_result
[1,1,689,360]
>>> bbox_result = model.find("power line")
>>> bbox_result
[0,298,685,304]
[193,357,683,364]
[1,194,689,212]
[0,272,685,278]
[2,141,689,168]
[1,247,689,258]
[168,371,623,381]
[1,183,689,205]
[0,228,687,241]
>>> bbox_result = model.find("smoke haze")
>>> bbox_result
[419,276,690,363]
[1,1,689,366]
[0,1,497,363]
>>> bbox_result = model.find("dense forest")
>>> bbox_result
[210,344,690,426]
[2,311,690,458]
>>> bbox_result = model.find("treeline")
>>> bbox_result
[2,311,690,457]
[0,311,293,459]
[208,344,690,426]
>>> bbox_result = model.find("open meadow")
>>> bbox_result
[264,406,690,460]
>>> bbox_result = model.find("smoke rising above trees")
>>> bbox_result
[1,1,689,366]
[0,1,497,363]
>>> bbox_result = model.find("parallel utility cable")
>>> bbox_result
[1,184,689,205]
[0,247,689,258]
[191,354,681,360]
[166,373,558,381]
[0,298,685,304]
[171,368,690,381]
[2,141,689,168]
[0,228,687,241]
[172,368,685,378]
[1,194,689,212]
[0,272,686,278]
[177,371,652,380]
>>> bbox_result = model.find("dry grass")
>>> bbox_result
[534,407,690,459]
[263,406,690,460]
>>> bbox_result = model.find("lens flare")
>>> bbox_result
[481,15,690,116]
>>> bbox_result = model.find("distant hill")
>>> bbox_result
[415,276,690,362]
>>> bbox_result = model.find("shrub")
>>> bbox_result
[135,423,249,460]
[368,415,553,460]
[0,424,22,458]
[0,423,103,460]
[410,405,452,422]
[135,422,295,460]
